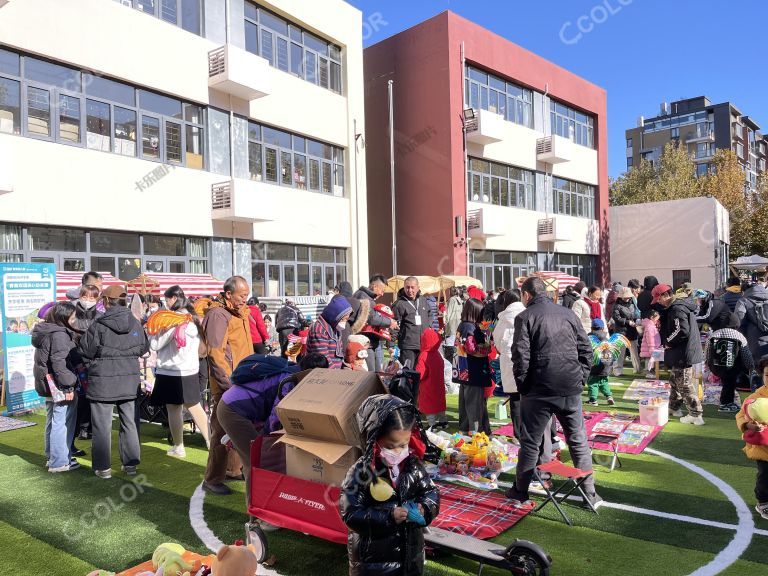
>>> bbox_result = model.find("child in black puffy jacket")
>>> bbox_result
[339,395,440,576]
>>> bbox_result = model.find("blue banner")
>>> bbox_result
[0,263,56,414]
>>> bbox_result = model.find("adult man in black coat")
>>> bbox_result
[392,277,433,368]
[79,285,149,478]
[506,277,601,507]
[353,275,398,371]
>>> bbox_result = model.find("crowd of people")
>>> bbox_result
[31,268,768,568]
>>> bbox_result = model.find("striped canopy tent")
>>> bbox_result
[516,271,581,295]
[125,273,223,298]
[55,271,123,301]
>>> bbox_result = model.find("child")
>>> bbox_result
[640,310,662,378]
[415,327,447,429]
[455,298,493,435]
[735,356,768,520]
[706,313,755,413]
[587,318,624,406]
[344,337,369,371]
[340,395,440,576]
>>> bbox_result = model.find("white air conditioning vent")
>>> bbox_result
[536,135,572,164]
[538,217,572,242]
[208,46,226,78]
[211,181,232,210]
[467,209,481,231]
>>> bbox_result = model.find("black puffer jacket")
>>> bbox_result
[512,295,592,397]
[275,303,305,332]
[78,306,149,402]
[637,276,659,319]
[612,299,639,341]
[695,292,731,331]
[340,395,440,576]
[561,289,580,310]
[31,323,77,397]
[736,285,768,361]
[660,297,703,368]
[392,290,432,351]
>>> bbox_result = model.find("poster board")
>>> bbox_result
[0,263,56,413]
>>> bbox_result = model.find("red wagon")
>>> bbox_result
[245,436,551,576]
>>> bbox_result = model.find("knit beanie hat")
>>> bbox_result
[322,295,353,324]
[345,341,369,365]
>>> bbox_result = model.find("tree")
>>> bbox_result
[701,149,751,257]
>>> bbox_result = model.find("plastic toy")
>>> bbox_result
[152,543,195,576]
[369,476,395,501]
[403,501,426,526]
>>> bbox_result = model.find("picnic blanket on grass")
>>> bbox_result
[433,482,534,539]
[0,415,35,433]
[622,379,671,401]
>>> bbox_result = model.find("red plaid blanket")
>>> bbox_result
[433,483,534,539]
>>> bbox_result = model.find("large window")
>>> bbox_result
[247,121,344,196]
[550,101,594,148]
[114,0,203,36]
[554,253,596,286]
[467,157,535,210]
[469,251,536,292]
[0,223,209,278]
[251,242,347,298]
[643,110,708,133]
[244,2,342,94]
[0,48,206,169]
[465,66,532,129]
[552,177,594,219]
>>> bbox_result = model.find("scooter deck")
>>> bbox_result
[424,527,507,564]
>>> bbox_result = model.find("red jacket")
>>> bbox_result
[416,328,446,415]
[248,305,269,345]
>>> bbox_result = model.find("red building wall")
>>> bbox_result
[364,12,610,283]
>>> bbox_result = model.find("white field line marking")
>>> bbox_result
[189,483,280,576]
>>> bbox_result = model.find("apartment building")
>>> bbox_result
[364,11,609,289]
[625,96,768,192]
[0,0,368,297]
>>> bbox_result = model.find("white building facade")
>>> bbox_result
[0,0,368,297]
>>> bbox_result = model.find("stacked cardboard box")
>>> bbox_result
[277,369,386,486]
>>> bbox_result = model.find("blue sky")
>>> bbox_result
[347,0,768,178]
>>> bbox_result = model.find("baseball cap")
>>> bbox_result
[102,284,127,299]
[650,284,672,305]
[591,318,605,330]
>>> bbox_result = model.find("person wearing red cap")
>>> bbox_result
[652,283,705,425]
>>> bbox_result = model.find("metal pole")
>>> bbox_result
[388,79,397,276]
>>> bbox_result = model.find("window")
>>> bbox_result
[0,77,20,134]
[467,157,535,209]
[696,163,709,177]
[26,58,80,90]
[671,127,679,138]
[27,86,51,137]
[550,101,594,148]
[58,95,81,143]
[244,2,343,94]
[144,235,185,256]
[86,99,110,151]
[116,0,203,36]
[469,250,536,291]
[250,241,346,296]
[142,116,160,158]
[626,137,632,148]
[672,269,691,291]
[114,107,137,156]
[91,230,140,254]
[627,157,633,169]
[552,177,595,219]
[248,120,344,196]
[28,227,86,252]
[465,66,532,128]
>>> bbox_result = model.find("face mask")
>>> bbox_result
[379,445,410,468]
[79,299,96,310]
[336,321,347,331]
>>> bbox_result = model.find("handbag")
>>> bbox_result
[451,334,470,385]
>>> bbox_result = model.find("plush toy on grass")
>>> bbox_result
[152,542,195,575]
[211,544,258,575]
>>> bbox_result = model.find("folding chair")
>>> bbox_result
[532,460,598,526]
[589,433,622,472]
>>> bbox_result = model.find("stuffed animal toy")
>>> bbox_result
[211,544,258,575]
[361,304,395,342]
[743,397,768,446]
[152,543,195,575]
[344,341,369,371]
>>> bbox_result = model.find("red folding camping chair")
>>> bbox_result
[532,460,598,526]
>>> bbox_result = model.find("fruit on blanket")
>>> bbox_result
[747,398,768,424]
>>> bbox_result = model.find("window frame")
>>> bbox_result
[464,65,533,129]
[549,100,595,149]
[467,157,535,210]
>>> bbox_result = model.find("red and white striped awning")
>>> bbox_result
[126,273,223,298]
[56,271,123,301]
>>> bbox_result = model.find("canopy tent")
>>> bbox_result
[386,275,440,295]
[55,271,123,301]
[730,255,768,272]
[437,275,483,291]
[515,271,581,295]
[125,273,223,298]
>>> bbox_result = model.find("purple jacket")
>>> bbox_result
[221,371,293,433]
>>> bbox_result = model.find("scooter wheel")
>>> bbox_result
[505,544,550,576]
[245,522,269,563]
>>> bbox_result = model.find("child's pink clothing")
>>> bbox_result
[640,318,661,358]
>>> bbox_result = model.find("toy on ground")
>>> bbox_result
[211,544,259,576]
[152,543,195,576]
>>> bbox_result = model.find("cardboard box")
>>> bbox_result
[281,435,362,486]
[276,368,387,447]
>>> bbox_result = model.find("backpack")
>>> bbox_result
[752,301,768,333]
[707,336,741,371]
[590,333,628,373]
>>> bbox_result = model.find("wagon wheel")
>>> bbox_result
[245,521,269,563]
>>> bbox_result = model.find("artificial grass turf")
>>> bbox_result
[1,372,767,576]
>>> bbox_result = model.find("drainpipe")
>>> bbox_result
[388,80,397,276]
[461,41,468,275]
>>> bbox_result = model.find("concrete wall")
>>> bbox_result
[609,197,729,291]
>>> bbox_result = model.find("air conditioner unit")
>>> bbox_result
[208,45,271,101]
[537,217,572,242]
[536,135,572,164]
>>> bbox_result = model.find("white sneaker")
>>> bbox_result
[679,415,705,426]
[671,409,684,418]
[167,445,186,458]
[95,469,112,479]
